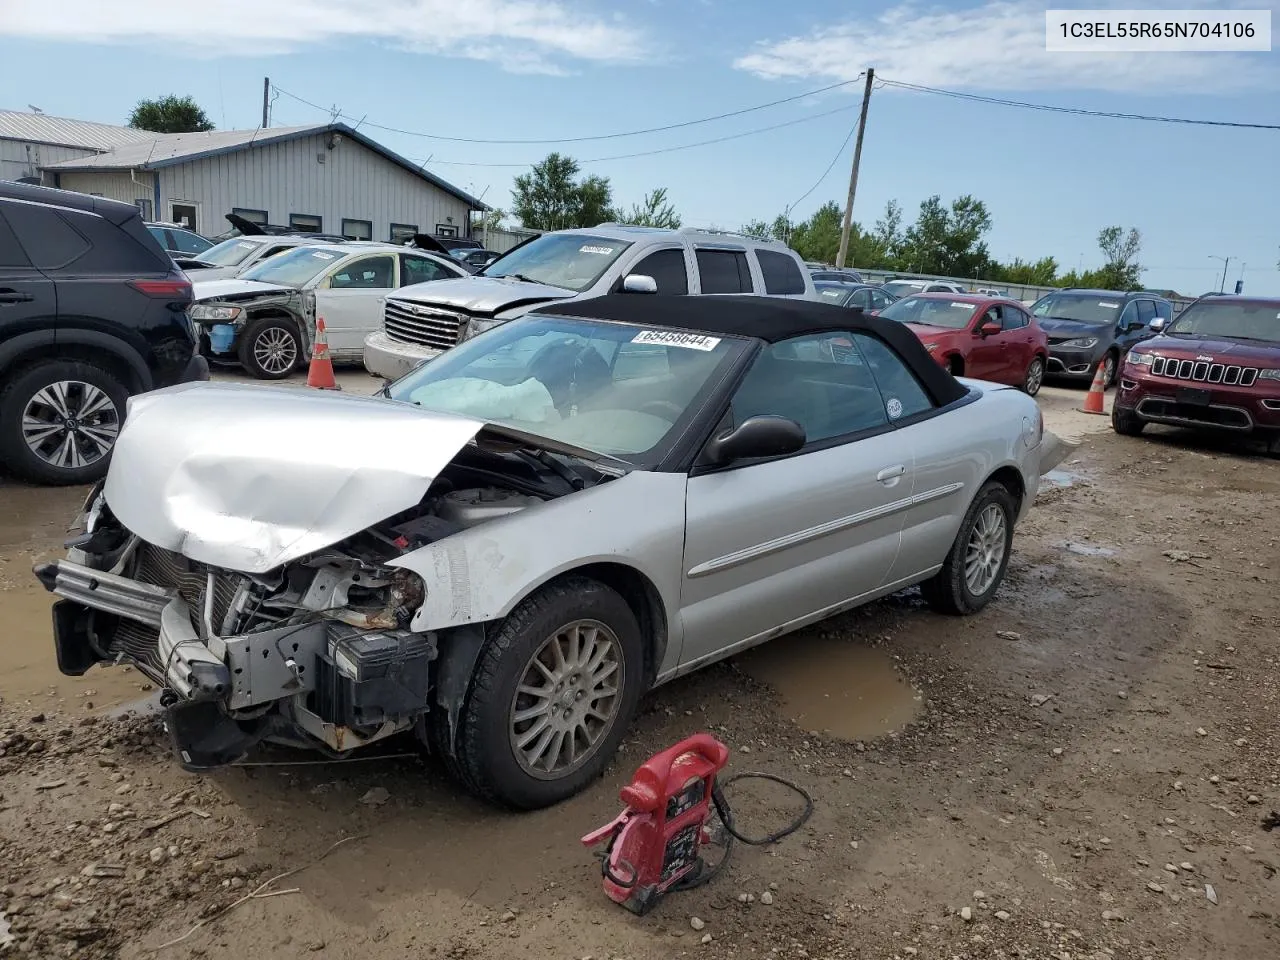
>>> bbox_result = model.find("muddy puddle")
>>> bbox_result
[1052,540,1118,558]
[735,634,921,740]
[1041,468,1090,489]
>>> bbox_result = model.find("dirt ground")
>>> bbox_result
[1,377,1277,960]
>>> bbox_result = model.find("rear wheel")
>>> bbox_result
[0,360,128,485]
[920,481,1016,615]
[1112,405,1145,436]
[238,316,301,380]
[1022,357,1045,396]
[447,577,645,809]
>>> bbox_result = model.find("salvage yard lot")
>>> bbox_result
[1,379,1277,960]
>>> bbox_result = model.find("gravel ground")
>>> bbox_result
[1,380,1277,960]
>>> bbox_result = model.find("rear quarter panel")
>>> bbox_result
[892,385,1041,580]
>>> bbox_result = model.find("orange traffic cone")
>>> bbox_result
[306,317,340,390]
[1080,363,1106,415]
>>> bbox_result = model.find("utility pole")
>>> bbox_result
[262,77,270,129]
[836,68,874,269]
[1208,254,1231,292]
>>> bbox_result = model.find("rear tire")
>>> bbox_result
[1022,357,1045,396]
[238,316,302,380]
[450,577,645,810]
[1112,406,1146,436]
[0,360,129,485]
[920,481,1016,616]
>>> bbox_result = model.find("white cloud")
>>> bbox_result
[1,0,645,73]
[734,2,1272,93]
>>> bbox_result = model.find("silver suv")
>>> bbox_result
[363,224,816,379]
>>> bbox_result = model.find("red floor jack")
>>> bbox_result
[582,733,813,915]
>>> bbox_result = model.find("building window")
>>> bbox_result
[289,213,322,233]
[342,218,373,241]
[232,207,268,226]
[434,223,458,238]
[390,223,418,244]
[134,199,153,221]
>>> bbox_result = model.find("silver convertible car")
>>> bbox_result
[36,296,1044,809]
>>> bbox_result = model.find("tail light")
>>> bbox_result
[129,279,193,299]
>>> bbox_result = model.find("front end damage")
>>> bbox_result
[32,382,613,771]
[36,494,444,767]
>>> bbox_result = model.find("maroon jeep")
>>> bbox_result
[1113,295,1280,454]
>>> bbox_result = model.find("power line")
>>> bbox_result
[879,78,1280,131]
[406,102,863,169]
[786,112,859,215]
[272,74,864,145]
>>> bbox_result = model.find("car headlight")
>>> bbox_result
[1059,337,1098,349]
[1259,368,1280,381]
[463,317,504,340]
[1126,351,1155,366]
[190,304,243,322]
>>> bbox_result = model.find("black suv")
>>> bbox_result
[0,182,206,484]
[1028,288,1174,386]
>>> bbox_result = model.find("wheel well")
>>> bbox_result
[946,354,965,376]
[246,308,300,328]
[549,562,668,686]
[986,465,1025,512]
[1,343,144,393]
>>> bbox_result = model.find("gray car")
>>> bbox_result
[36,296,1043,809]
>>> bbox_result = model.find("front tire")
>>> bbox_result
[1022,357,1045,396]
[1112,405,1145,436]
[921,481,1016,616]
[1097,351,1118,388]
[0,360,128,485]
[238,316,302,380]
[450,577,645,809]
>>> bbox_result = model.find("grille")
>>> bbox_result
[1150,355,1258,387]
[384,299,464,350]
[133,542,243,635]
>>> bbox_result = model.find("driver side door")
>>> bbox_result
[312,254,395,358]
[678,332,916,671]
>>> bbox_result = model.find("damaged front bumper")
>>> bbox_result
[34,554,436,771]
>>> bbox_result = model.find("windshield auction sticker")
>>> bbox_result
[579,245,616,255]
[632,330,722,351]
[1046,10,1270,51]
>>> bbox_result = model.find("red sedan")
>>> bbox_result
[877,293,1049,395]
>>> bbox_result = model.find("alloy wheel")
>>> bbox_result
[964,503,1007,596]
[508,619,624,780]
[253,327,298,375]
[1025,359,1044,394]
[21,380,120,470]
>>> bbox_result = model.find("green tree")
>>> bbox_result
[621,187,682,229]
[1094,225,1143,289]
[900,194,994,278]
[789,201,843,263]
[990,256,1059,285]
[511,153,618,231]
[128,95,214,133]
[741,219,772,240]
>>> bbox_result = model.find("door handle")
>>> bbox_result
[0,290,34,304]
[876,464,907,483]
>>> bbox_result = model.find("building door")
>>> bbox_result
[170,202,199,232]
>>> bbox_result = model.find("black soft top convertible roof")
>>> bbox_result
[533,294,969,406]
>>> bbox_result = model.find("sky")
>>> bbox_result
[1,0,1278,295]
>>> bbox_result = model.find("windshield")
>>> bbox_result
[386,314,746,465]
[478,233,632,291]
[240,246,341,286]
[199,238,261,267]
[814,283,854,305]
[879,295,978,329]
[1166,301,1280,343]
[881,281,926,298]
[1031,293,1124,325]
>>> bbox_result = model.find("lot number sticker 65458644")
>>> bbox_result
[631,330,722,351]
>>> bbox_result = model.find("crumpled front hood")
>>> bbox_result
[103,382,484,574]
[193,278,293,303]
[390,275,571,315]
[182,265,242,282]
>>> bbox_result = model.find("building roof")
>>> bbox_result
[0,110,155,150]
[41,122,486,209]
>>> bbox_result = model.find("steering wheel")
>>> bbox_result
[640,400,683,421]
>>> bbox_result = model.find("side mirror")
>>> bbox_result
[704,415,806,465]
[978,321,1001,337]
[1149,317,1167,332]
[621,274,658,294]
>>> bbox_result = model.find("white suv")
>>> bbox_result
[363,225,816,380]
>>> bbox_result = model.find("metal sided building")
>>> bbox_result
[0,110,155,183]
[2,112,486,242]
